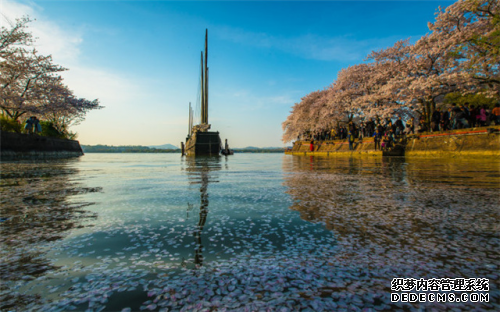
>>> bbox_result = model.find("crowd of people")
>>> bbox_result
[301,103,500,151]
[427,103,500,132]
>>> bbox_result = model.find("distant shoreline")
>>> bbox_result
[81,145,285,154]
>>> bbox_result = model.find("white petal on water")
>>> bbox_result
[3,158,499,312]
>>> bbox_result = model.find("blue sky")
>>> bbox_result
[2,0,454,147]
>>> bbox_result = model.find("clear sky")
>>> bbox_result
[2,0,454,147]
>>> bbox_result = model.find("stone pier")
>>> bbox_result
[1,131,84,160]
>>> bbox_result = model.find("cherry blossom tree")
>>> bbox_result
[401,35,456,123]
[0,16,34,58]
[400,0,498,124]
[282,90,326,142]
[1,48,66,120]
[281,0,499,142]
[39,79,101,136]
[428,0,499,91]
[365,40,416,118]
[0,16,101,133]
[332,65,368,121]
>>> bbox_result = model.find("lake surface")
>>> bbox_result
[1,153,499,311]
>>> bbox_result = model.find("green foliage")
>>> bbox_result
[0,116,78,140]
[66,131,78,140]
[0,115,23,133]
[485,9,500,57]
[444,92,498,108]
[38,121,78,139]
[40,121,66,139]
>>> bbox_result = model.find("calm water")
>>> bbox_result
[0,154,499,311]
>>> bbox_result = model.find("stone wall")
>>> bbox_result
[286,137,381,157]
[286,126,500,158]
[1,130,84,160]
[405,127,500,159]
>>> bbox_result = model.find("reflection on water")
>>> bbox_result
[0,154,335,311]
[283,156,499,309]
[185,156,221,266]
[0,159,100,311]
[1,154,498,311]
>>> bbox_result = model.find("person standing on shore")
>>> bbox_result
[492,103,500,125]
[431,108,441,132]
[367,118,375,137]
[405,117,415,134]
[377,122,385,136]
[442,108,451,131]
[395,116,404,135]
[330,128,336,141]
[477,105,487,127]
[469,105,478,127]
[33,117,41,134]
[456,106,469,129]
[373,129,381,150]
[418,116,427,133]
[348,131,355,150]
[24,116,34,134]
[386,121,395,134]
[463,103,472,126]
[348,121,356,137]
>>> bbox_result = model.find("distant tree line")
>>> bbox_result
[0,17,102,139]
[82,145,180,153]
[282,0,499,142]
[232,148,284,153]
[82,145,285,153]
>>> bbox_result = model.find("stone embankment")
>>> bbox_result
[287,136,379,157]
[285,126,500,159]
[0,130,84,160]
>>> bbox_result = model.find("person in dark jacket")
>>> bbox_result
[377,122,384,136]
[454,106,469,129]
[469,105,478,128]
[451,105,462,129]
[441,108,451,131]
[394,117,404,135]
[348,121,356,134]
[373,129,381,150]
[431,108,441,132]
[33,117,41,134]
[463,103,472,126]
[365,118,374,137]
[24,116,34,134]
